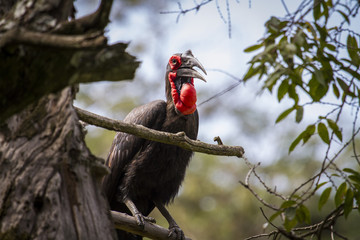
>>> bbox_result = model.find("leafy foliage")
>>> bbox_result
[244,0,359,146]
[242,0,360,238]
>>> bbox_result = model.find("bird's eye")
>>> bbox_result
[169,55,181,70]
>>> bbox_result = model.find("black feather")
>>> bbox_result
[102,51,202,240]
[102,99,198,239]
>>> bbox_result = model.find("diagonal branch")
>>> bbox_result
[111,211,192,240]
[75,107,245,158]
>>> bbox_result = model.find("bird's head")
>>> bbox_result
[166,50,207,115]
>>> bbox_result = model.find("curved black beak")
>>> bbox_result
[177,50,207,82]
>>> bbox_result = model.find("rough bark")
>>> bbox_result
[0,0,139,239]
[0,88,115,239]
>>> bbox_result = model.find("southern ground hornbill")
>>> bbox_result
[102,50,207,240]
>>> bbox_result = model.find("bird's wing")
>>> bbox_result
[101,100,167,205]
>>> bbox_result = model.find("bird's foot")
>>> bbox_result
[144,216,156,224]
[168,224,185,240]
[134,213,156,228]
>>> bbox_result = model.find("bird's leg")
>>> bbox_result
[124,198,156,228]
[154,201,185,240]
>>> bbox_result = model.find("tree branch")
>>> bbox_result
[111,211,192,240]
[0,28,106,49]
[75,107,245,158]
[0,41,139,123]
[53,0,114,34]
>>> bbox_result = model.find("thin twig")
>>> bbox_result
[239,179,280,211]
[160,0,237,38]
[259,208,303,240]
[243,157,287,201]
[198,69,243,106]
[281,0,291,15]
[244,231,278,240]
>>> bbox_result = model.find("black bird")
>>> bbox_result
[102,50,207,240]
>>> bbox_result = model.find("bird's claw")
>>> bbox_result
[134,213,156,228]
[168,225,185,240]
[144,216,156,223]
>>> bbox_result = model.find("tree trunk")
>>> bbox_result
[0,87,116,239]
[0,0,139,239]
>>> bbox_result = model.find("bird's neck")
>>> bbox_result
[165,73,197,116]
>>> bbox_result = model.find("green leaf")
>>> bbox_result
[348,175,360,185]
[265,70,282,91]
[319,187,332,210]
[281,200,297,209]
[296,106,304,123]
[316,181,328,190]
[337,10,350,24]
[337,77,349,92]
[326,119,342,142]
[344,189,354,218]
[276,107,295,123]
[288,125,315,153]
[347,35,360,66]
[244,43,263,53]
[343,168,360,176]
[325,43,336,51]
[285,207,297,220]
[302,124,316,144]
[266,16,282,33]
[313,0,321,20]
[321,1,329,20]
[335,182,347,207]
[327,0,333,7]
[314,22,328,41]
[293,29,306,47]
[318,122,330,144]
[344,168,360,185]
[243,64,262,81]
[288,84,299,103]
[269,210,282,222]
[314,69,326,86]
[308,77,328,102]
[296,205,311,224]
[341,67,360,86]
[284,216,298,232]
[332,83,340,98]
[289,133,302,153]
[277,80,289,102]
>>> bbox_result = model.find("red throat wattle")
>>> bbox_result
[168,72,197,115]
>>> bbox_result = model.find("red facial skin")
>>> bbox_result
[168,55,197,115]
[169,55,182,70]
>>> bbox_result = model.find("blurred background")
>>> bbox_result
[74,0,359,239]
